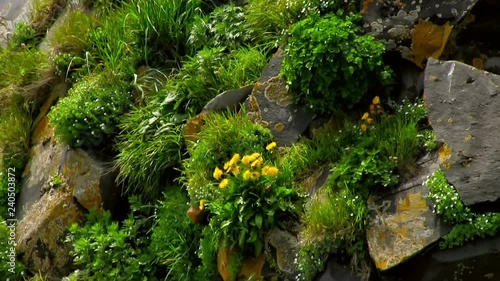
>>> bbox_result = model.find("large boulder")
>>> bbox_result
[245,49,315,147]
[15,93,122,278]
[366,154,449,271]
[424,58,500,209]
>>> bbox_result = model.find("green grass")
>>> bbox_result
[49,10,94,54]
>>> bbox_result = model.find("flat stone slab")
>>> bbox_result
[367,154,449,271]
[424,58,500,207]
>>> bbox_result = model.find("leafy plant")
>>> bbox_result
[281,12,393,113]
[189,4,257,51]
[66,196,157,281]
[206,149,301,257]
[150,188,209,280]
[426,169,500,248]
[183,111,274,201]
[9,22,37,48]
[48,72,131,148]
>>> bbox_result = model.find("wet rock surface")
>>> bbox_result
[424,58,500,209]
[367,153,449,271]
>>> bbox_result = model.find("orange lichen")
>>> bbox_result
[438,143,452,163]
[472,58,484,70]
[411,20,453,68]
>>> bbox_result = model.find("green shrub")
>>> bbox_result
[0,219,25,279]
[150,189,210,280]
[189,4,257,51]
[48,72,131,148]
[426,169,500,249]
[9,22,37,48]
[183,111,274,202]
[281,13,393,114]
[115,95,186,199]
[174,47,267,114]
[207,150,300,256]
[52,52,93,83]
[66,196,157,281]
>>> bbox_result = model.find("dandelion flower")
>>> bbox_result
[199,200,205,210]
[213,167,223,180]
[251,157,264,169]
[366,117,373,124]
[248,152,261,162]
[266,167,279,176]
[266,142,277,150]
[242,155,252,165]
[219,179,229,188]
[232,165,241,176]
[250,171,260,180]
[229,153,241,165]
[372,96,380,105]
[243,170,252,181]
[361,112,369,120]
[361,124,368,133]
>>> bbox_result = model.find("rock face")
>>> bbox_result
[245,49,315,147]
[424,58,500,208]
[366,154,449,271]
[15,94,122,278]
[265,228,299,279]
[384,235,500,281]
[362,0,478,66]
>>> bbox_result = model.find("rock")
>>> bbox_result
[202,85,254,114]
[383,235,500,281]
[245,49,315,147]
[0,0,32,47]
[361,0,479,66]
[314,259,361,281]
[265,228,299,278]
[366,153,449,271]
[16,188,85,279]
[187,206,207,224]
[16,99,122,277]
[424,58,500,209]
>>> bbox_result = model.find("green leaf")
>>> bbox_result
[255,214,263,229]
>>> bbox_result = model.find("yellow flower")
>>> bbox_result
[230,153,241,165]
[241,155,251,165]
[199,200,205,210]
[250,171,260,180]
[266,167,279,176]
[232,165,241,176]
[251,157,264,169]
[219,179,229,189]
[372,96,380,105]
[361,112,369,120]
[266,142,277,151]
[366,117,373,125]
[213,167,223,180]
[248,152,261,162]
[361,124,368,133]
[243,170,252,181]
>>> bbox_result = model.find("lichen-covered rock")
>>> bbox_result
[265,228,298,277]
[16,188,84,278]
[366,154,449,271]
[424,58,500,208]
[245,49,315,146]
[361,0,478,66]
[383,235,500,281]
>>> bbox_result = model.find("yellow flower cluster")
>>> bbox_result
[211,143,280,190]
[360,96,386,133]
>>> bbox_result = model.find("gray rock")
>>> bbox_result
[265,228,299,278]
[314,259,361,281]
[424,58,500,207]
[384,235,500,281]
[201,85,253,114]
[366,153,449,271]
[245,49,315,146]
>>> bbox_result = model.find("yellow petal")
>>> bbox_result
[266,142,277,151]
[372,96,380,105]
[219,179,229,188]
[199,200,205,210]
[362,112,369,120]
[361,124,368,133]
[213,167,223,180]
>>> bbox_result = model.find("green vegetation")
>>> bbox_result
[48,72,131,148]
[281,12,393,113]
[66,196,157,280]
[0,218,25,279]
[183,111,274,201]
[426,169,500,249]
